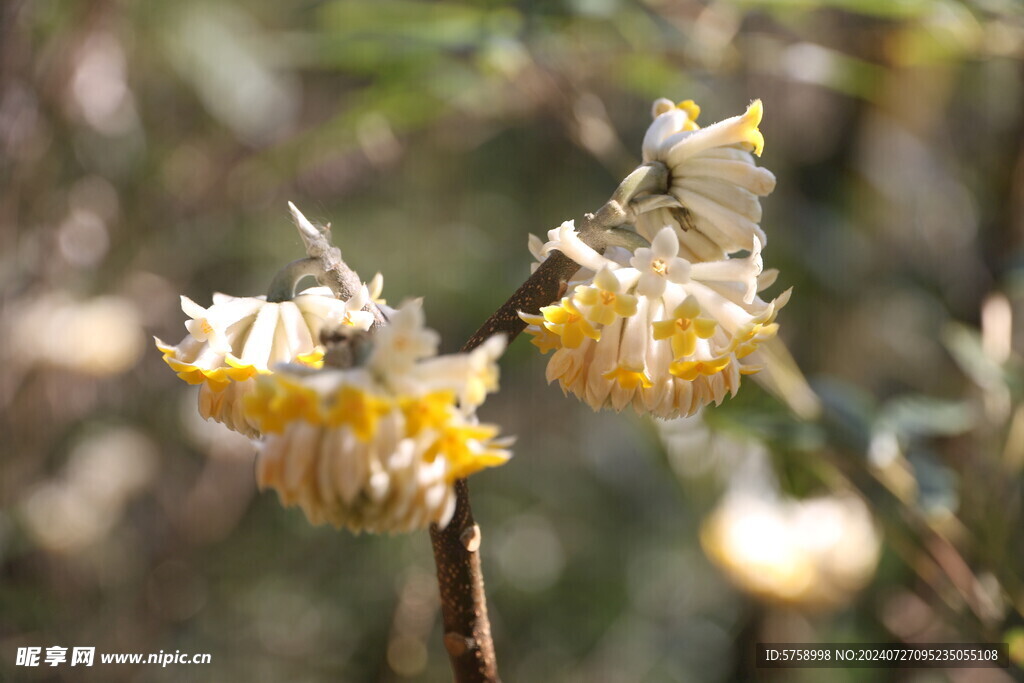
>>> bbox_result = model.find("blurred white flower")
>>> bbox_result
[156,281,379,438]
[69,32,139,136]
[7,293,145,376]
[245,302,512,533]
[20,426,158,553]
[368,298,440,378]
[701,492,881,609]
[409,333,507,411]
[637,98,776,261]
[521,222,787,418]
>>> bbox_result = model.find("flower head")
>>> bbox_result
[522,225,786,419]
[369,298,439,378]
[516,97,786,418]
[156,281,380,438]
[638,98,776,262]
[245,302,511,532]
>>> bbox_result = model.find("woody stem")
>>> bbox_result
[428,163,670,682]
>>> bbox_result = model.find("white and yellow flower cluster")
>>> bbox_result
[638,98,776,261]
[521,99,787,418]
[245,301,511,532]
[158,210,513,534]
[155,277,382,438]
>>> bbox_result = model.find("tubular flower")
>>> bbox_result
[637,98,776,262]
[573,267,638,326]
[521,222,788,419]
[246,301,512,533]
[155,282,379,438]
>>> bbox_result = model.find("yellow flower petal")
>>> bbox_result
[677,99,701,123]
[651,319,677,341]
[741,100,765,157]
[325,386,391,442]
[694,318,717,339]
[401,391,455,437]
[602,365,653,390]
[669,357,731,381]
[670,330,697,360]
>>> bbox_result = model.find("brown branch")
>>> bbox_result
[428,165,669,682]
[428,481,498,682]
[461,251,582,352]
[427,251,581,683]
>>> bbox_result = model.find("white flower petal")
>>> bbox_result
[552,221,613,272]
[239,303,280,369]
[666,258,691,284]
[180,296,208,320]
[674,176,763,222]
[642,108,691,161]
[637,271,667,299]
[678,158,777,196]
[651,225,680,258]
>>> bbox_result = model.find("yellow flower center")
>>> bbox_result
[651,258,667,275]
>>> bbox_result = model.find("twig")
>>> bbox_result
[428,163,670,682]
[427,250,581,683]
[288,202,389,328]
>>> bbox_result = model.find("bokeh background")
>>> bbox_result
[3,0,1024,680]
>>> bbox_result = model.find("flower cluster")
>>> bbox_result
[638,98,776,261]
[701,492,880,609]
[245,301,511,532]
[155,277,382,438]
[156,202,515,533]
[521,99,787,418]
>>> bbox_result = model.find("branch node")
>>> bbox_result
[286,202,389,328]
[460,524,482,553]
[444,632,477,657]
